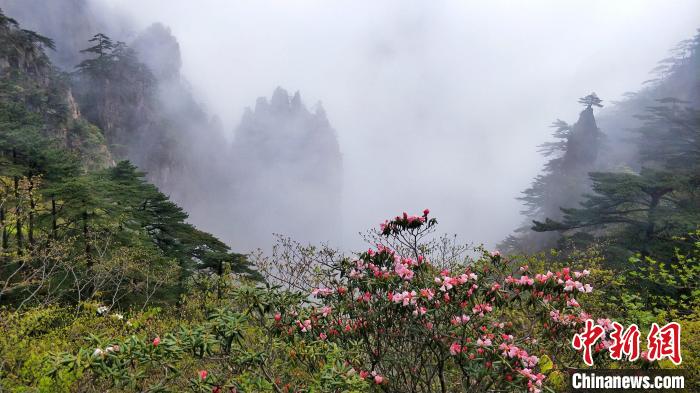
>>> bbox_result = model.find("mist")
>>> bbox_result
[9,0,700,253]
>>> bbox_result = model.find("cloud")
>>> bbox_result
[90,0,700,250]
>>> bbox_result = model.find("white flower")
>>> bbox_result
[105,345,120,353]
[97,305,109,315]
[92,348,104,357]
[112,313,124,320]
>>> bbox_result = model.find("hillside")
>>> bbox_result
[0,5,698,393]
[0,8,255,309]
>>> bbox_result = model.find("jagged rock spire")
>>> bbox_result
[229,87,342,249]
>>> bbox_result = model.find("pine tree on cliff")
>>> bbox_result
[73,34,155,158]
[500,93,604,253]
[532,100,700,262]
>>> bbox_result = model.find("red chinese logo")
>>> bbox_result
[647,322,682,365]
[572,320,681,366]
[609,322,640,361]
[572,319,604,366]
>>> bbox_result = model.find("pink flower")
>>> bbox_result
[152,336,160,346]
[420,288,435,300]
[394,262,414,280]
[550,309,561,322]
[274,313,282,322]
[436,276,453,292]
[476,337,492,347]
[563,279,575,291]
[374,374,384,384]
[359,370,369,379]
[451,314,470,325]
[311,287,334,297]
[412,306,427,316]
[296,319,312,332]
[198,370,208,380]
[472,303,493,316]
[449,342,463,355]
[319,332,327,340]
[423,208,430,216]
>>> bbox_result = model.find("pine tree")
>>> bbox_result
[532,100,700,261]
[501,94,604,253]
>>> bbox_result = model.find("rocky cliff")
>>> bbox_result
[228,87,343,249]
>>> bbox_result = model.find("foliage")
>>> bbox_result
[533,101,700,263]
[0,23,256,311]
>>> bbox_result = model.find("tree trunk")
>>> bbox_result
[28,177,35,248]
[0,206,7,253]
[83,209,90,265]
[641,188,671,260]
[14,176,23,256]
[51,195,57,240]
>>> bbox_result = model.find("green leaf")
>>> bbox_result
[539,354,554,374]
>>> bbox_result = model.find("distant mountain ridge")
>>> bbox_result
[228,87,343,249]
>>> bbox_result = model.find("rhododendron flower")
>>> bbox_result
[296,319,312,332]
[436,276,453,292]
[374,374,384,384]
[472,303,493,316]
[349,269,364,278]
[311,287,333,297]
[596,318,613,331]
[198,370,208,380]
[320,306,332,317]
[420,288,435,300]
[92,348,104,357]
[152,336,160,346]
[412,306,427,316]
[449,342,463,355]
[567,298,580,307]
[564,279,576,291]
[319,332,327,340]
[359,370,369,379]
[476,337,492,347]
[574,269,591,278]
[105,345,119,353]
[274,313,282,322]
[423,208,430,216]
[490,250,501,257]
[451,314,470,325]
[550,310,561,322]
[394,261,414,280]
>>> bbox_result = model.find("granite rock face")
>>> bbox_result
[229,87,343,249]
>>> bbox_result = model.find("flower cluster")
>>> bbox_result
[379,209,434,235]
[273,211,595,393]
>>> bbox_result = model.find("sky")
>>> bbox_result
[98,0,700,250]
